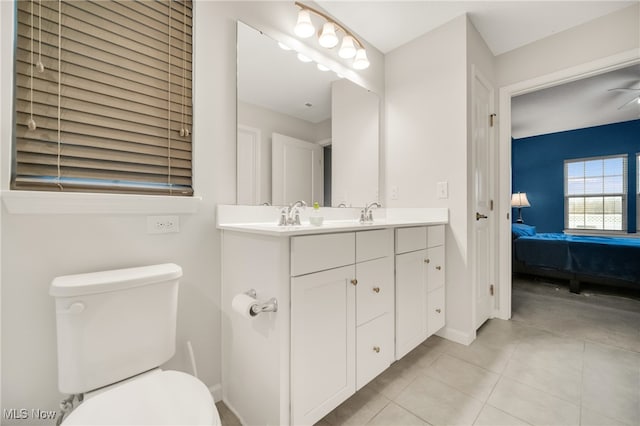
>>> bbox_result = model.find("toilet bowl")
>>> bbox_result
[62,370,221,426]
[50,263,221,425]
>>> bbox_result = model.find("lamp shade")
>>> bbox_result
[353,48,370,70]
[338,35,357,59]
[511,192,531,208]
[318,22,339,48]
[294,9,315,38]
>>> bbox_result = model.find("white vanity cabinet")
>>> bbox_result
[290,229,394,425]
[395,225,446,359]
[218,205,447,426]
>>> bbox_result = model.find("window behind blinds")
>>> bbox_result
[13,0,193,196]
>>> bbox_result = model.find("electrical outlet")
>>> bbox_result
[390,185,399,200]
[147,215,179,234]
[437,181,448,199]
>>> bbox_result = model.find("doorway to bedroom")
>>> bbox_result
[506,62,640,340]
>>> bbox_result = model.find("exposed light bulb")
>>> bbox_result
[297,53,312,63]
[278,42,292,51]
[294,9,315,38]
[317,63,330,72]
[353,48,370,70]
[338,35,357,59]
[318,22,338,48]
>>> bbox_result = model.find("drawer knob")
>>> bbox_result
[424,258,430,264]
[373,346,380,353]
[351,279,358,286]
[372,286,380,293]
[436,266,442,270]
[436,308,441,313]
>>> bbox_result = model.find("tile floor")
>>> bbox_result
[218,277,640,425]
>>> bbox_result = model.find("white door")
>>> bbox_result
[291,265,356,425]
[395,249,427,359]
[272,133,323,206]
[237,125,261,205]
[472,66,495,329]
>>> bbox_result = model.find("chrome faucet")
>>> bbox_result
[360,202,381,223]
[278,200,307,226]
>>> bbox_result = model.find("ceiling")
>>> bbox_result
[317,1,636,56]
[238,1,639,136]
[512,64,640,139]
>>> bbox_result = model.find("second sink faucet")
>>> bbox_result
[360,202,381,223]
[278,200,307,226]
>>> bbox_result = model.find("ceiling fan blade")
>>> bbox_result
[608,87,640,92]
[618,95,640,110]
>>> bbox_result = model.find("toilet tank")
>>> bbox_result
[50,263,182,394]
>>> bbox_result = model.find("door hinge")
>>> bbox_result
[490,284,494,296]
[490,200,494,211]
[489,113,496,127]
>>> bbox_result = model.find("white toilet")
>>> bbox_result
[50,263,221,425]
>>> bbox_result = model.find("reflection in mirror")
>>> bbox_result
[237,21,379,207]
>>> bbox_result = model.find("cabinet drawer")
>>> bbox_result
[427,225,445,248]
[427,286,445,336]
[356,257,393,326]
[291,232,355,276]
[356,229,393,262]
[356,313,394,390]
[425,246,445,292]
[395,226,427,254]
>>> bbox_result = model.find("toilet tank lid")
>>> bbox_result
[50,263,182,297]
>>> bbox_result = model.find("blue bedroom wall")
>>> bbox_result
[512,119,640,233]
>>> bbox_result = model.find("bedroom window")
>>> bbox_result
[13,0,193,196]
[564,155,627,231]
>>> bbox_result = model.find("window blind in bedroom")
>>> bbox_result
[13,0,193,196]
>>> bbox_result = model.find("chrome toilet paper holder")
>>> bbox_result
[245,289,278,316]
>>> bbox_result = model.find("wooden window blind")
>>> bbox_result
[13,0,193,196]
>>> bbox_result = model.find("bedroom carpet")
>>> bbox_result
[217,276,640,426]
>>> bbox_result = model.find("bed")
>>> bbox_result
[512,224,640,293]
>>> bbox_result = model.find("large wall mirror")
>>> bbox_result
[236,21,379,207]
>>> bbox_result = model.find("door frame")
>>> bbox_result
[236,124,262,205]
[495,49,639,320]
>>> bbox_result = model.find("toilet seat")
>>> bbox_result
[63,370,221,425]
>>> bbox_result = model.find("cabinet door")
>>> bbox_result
[395,249,427,360]
[356,313,394,390]
[427,286,446,336]
[291,265,356,425]
[356,257,394,326]
[425,246,445,292]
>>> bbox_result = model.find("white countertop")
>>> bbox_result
[217,205,448,237]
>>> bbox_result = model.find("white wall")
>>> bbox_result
[0,1,384,422]
[496,3,640,87]
[238,101,329,205]
[385,15,473,342]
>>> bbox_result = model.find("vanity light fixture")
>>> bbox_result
[316,63,330,72]
[278,42,292,51]
[293,1,369,70]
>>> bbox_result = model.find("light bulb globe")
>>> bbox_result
[319,22,339,48]
[353,48,370,70]
[338,36,357,59]
[294,10,315,38]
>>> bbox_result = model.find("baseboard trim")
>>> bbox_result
[436,326,475,346]
[209,383,222,402]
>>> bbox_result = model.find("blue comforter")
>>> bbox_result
[514,233,640,284]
